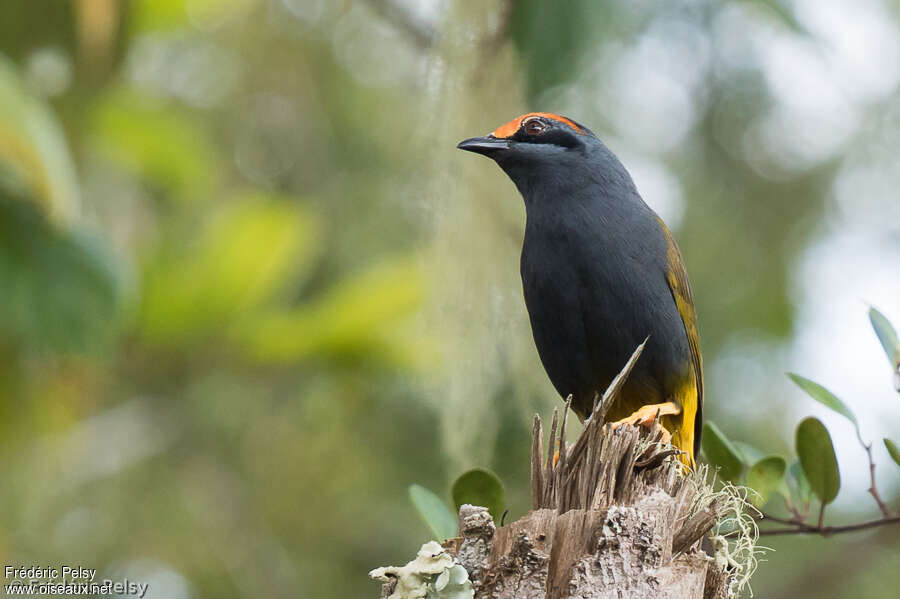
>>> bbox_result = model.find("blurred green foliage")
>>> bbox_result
[702,421,744,483]
[0,1,898,598]
[89,90,220,203]
[0,190,122,353]
[409,484,458,541]
[869,306,900,378]
[746,455,786,508]
[140,193,320,344]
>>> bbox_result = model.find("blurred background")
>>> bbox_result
[1,0,899,597]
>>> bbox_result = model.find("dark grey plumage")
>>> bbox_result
[458,113,703,460]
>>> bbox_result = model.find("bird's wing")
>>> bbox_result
[658,218,704,456]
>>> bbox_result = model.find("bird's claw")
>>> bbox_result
[610,402,680,446]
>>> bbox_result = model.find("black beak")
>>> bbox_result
[457,136,510,156]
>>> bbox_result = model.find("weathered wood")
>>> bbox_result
[440,341,731,597]
[531,415,543,509]
[674,502,720,555]
[444,420,731,598]
[377,343,740,598]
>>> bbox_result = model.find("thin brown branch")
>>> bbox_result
[758,511,805,526]
[788,501,809,522]
[758,515,900,537]
[847,420,893,517]
[861,437,892,518]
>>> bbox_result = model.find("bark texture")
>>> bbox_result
[446,344,731,598]
[377,345,735,598]
[441,418,729,599]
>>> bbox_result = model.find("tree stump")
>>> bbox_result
[373,345,743,598]
[444,419,729,599]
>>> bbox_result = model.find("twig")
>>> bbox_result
[788,502,808,522]
[758,500,900,538]
[758,511,804,526]
[860,436,891,518]
[758,515,900,537]
[844,409,893,517]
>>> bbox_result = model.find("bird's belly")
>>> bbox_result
[522,272,597,413]
[522,244,689,419]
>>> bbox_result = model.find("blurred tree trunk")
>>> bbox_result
[423,0,540,471]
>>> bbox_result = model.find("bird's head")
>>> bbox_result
[457,112,590,159]
[457,113,618,199]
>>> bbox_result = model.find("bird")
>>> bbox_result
[457,112,703,463]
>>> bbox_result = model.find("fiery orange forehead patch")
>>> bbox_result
[491,112,583,138]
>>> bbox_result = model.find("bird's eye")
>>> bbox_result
[523,118,548,136]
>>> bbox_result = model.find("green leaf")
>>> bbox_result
[787,461,812,505]
[140,193,320,344]
[408,484,457,541]
[701,421,744,482]
[0,190,124,353]
[795,417,840,505]
[0,55,79,223]
[732,440,766,466]
[884,439,900,469]
[232,256,425,367]
[451,469,505,524]
[787,373,859,434]
[869,307,900,369]
[89,88,219,204]
[746,456,787,507]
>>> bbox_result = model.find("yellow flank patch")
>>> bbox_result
[491,112,584,138]
[657,216,704,464]
[665,377,699,466]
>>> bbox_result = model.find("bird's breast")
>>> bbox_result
[520,214,691,413]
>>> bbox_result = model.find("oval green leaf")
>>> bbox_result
[869,307,900,368]
[787,373,859,434]
[409,484,457,541]
[787,461,812,505]
[746,456,787,507]
[795,417,840,505]
[884,439,900,469]
[451,469,505,524]
[701,421,744,482]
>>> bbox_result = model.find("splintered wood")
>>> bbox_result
[531,402,684,514]
[443,342,730,599]
[447,420,725,599]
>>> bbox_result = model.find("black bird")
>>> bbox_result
[458,113,703,462]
